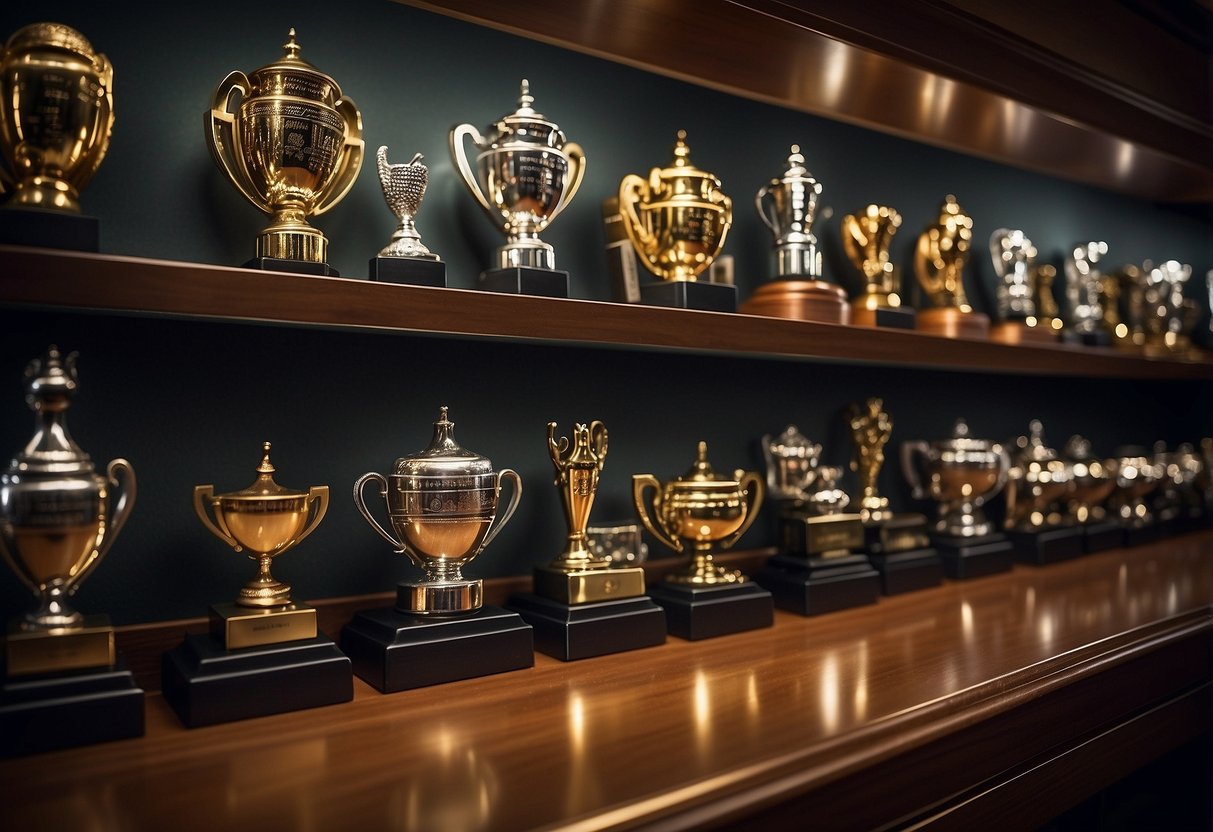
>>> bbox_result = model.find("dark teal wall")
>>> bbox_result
[1,3,1210,624]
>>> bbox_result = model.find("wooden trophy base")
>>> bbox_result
[739,279,850,324]
[990,320,1059,345]
[917,307,990,339]
[755,553,881,616]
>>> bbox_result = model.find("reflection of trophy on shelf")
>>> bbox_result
[988,229,1058,344]
[914,195,989,339]
[1063,241,1112,345]
[1063,435,1122,553]
[508,421,664,661]
[369,147,445,286]
[843,204,916,329]
[1003,421,1084,564]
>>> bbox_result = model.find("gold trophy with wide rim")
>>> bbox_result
[914,195,989,339]
[843,204,915,328]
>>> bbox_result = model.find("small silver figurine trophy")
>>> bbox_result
[990,228,1036,321]
[370,146,445,285]
[1064,241,1110,345]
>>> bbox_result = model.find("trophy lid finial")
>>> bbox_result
[672,130,691,166]
[283,28,302,61]
[11,346,92,475]
[257,441,276,474]
[517,79,534,113]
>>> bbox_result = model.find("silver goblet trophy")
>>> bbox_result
[377,146,438,260]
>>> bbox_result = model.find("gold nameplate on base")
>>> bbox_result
[6,614,115,676]
[210,603,317,650]
[533,565,646,605]
[781,513,865,559]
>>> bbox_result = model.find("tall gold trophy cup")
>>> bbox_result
[843,205,916,329]
[914,195,989,339]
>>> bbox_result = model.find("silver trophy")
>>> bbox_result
[376,146,439,260]
[755,145,823,278]
[989,228,1037,321]
[760,424,821,505]
[1143,260,1193,354]
[1065,241,1109,340]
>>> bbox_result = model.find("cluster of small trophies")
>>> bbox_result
[2,23,1208,352]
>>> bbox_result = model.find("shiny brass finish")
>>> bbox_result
[206,29,364,263]
[5,614,114,676]
[1033,264,1065,335]
[779,466,864,559]
[843,205,903,314]
[1063,436,1117,524]
[847,398,892,522]
[194,442,329,608]
[618,130,732,282]
[1004,421,1073,532]
[209,602,317,650]
[914,196,988,338]
[633,441,763,584]
[902,418,1011,538]
[0,23,114,212]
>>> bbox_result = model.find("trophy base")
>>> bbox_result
[243,256,339,277]
[647,581,772,641]
[1082,330,1113,347]
[209,602,317,650]
[755,553,881,616]
[779,512,866,558]
[0,206,100,252]
[368,256,447,286]
[161,633,351,728]
[852,304,916,329]
[1123,523,1161,547]
[396,579,483,614]
[506,593,666,661]
[1083,519,1127,553]
[1007,525,1086,565]
[990,321,1059,345]
[5,614,115,677]
[916,307,990,339]
[739,279,848,323]
[863,514,931,556]
[640,280,737,312]
[931,533,1014,579]
[532,565,647,604]
[0,653,143,758]
[869,548,945,595]
[341,605,533,693]
[479,267,569,298]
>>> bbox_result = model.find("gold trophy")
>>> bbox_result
[206,29,364,272]
[1033,264,1065,336]
[843,205,916,328]
[914,195,989,339]
[193,442,330,648]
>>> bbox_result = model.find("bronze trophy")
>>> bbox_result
[914,195,989,339]
[508,421,664,660]
[1003,421,1083,563]
[842,205,916,329]
[163,442,350,728]
[0,347,143,755]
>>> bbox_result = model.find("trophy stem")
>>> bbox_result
[667,544,745,585]
[258,204,327,263]
[25,583,83,630]
[550,532,612,572]
[237,555,291,608]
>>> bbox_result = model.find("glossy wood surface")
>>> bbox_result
[2,532,1210,831]
[3,246,1210,381]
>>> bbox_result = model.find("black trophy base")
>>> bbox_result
[0,206,100,251]
[479,267,569,297]
[1083,520,1127,553]
[853,305,917,330]
[1082,330,1113,347]
[0,654,143,757]
[506,593,666,661]
[341,605,533,693]
[648,581,772,640]
[639,280,737,313]
[869,548,944,596]
[162,633,351,728]
[755,553,881,615]
[368,256,447,286]
[243,256,339,277]
[932,534,1015,580]
[1008,525,1086,565]
[1123,523,1161,547]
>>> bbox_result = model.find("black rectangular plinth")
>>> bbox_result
[1083,520,1127,553]
[0,207,100,251]
[648,581,772,640]
[242,256,339,276]
[1008,525,1086,565]
[868,306,917,329]
[862,515,930,556]
[932,534,1015,579]
[479,267,569,297]
[162,633,351,728]
[869,547,944,595]
[639,280,737,312]
[1081,330,1113,346]
[341,605,533,693]
[1123,524,1161,547]
[506,593,665,661]
[1,653,143,757]
[368,256,447,286]
[755,553,881,615]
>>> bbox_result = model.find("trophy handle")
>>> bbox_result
[292,485,330,547]
[590,420,608,469]
[632,474,680,553]
[194,484,241,551]
[722,470,765,550]
[206,70,270,214]
[900,441,930,500]
[980,444,1013,506]
[618,173,655,255]
[72,458,137,593]
[71,52,115,192]
[482,468,523,551]
[754,182,779,237]
[449,123,495,220]
[353,472,405,551]
[312,95,365,217]
[548,141,586,225]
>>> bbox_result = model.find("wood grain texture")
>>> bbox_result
[1,530,1210,831]
[2,246,1210,381]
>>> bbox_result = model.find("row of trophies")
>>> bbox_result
[1,344,1209,755]
[1,23,1209,356]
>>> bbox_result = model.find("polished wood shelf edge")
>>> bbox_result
[4,246,1209,380]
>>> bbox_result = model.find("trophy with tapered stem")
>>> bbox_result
[843,205,915,328]
[369,147,446,286]
[914,195,988,339]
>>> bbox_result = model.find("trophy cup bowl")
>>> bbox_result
[902,419,1010,537]
[377,147,437,259]
[0,23,114,212]
[1113,454,1163,528]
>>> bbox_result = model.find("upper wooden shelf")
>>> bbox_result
[2,245,1211,380]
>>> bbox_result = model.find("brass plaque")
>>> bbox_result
[533,566,646,605]
[6,614,115,676]
[210,603,317,650]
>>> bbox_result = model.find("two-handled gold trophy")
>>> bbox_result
[368,146,446,286]
[914,195,989,339]
[163,443,350,728]
[632,442,772,639]
[842,204,916,329]
[507,422,664,660]
[0,347,143,756]
[342,407,533,692]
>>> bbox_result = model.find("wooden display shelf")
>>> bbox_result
[2,246,1210,381]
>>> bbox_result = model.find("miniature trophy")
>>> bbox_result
[842,204,916,329]
[988,229,1058,344]
[1032,264,1065,336]
[740,146,850,323]
[369,147,445,286]
[1111,448,1163,546]
[1064,242,1112,345]
[508,421,664,660]
[1063,435,1121,553]
[914,195,989,338]
[450,80,584,297]
[163,443,349,727]
[633,442,772,639]
[1003,421,1083,564]
[902,419,1014,578]
[1142,260,1195,358]
[0,23,113,251]
[0,347,142,756]
[343,408,532,692]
